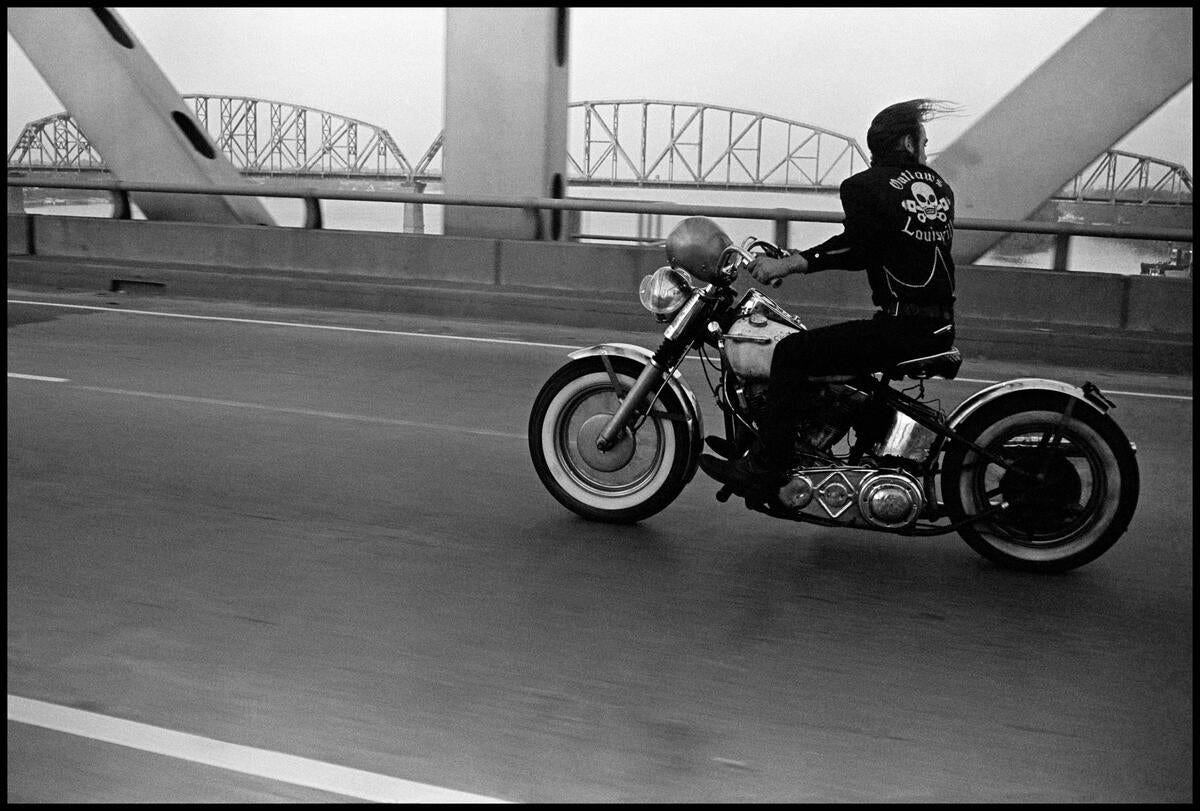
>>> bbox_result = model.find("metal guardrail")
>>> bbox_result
[7,175,1193,271]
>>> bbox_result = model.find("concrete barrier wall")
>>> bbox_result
[1124,274,1194,334]
[26,215,498,285]
[8,213,30,255]
[953,265,1127,328]
[10,213,1193,338]
[498,239,661,292]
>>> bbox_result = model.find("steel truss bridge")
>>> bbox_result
[6,95,416,179]
[7,94,1193,205]
[413,99,873,191]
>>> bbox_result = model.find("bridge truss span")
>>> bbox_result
[1054,149,1192,206]
[7,95,416,180]
[186,95,413,178]
[6,111,105,172]
[567,99,870,191]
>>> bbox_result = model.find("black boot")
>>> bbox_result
[703,353,809,495]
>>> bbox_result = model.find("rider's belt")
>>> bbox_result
[882,302,954,320]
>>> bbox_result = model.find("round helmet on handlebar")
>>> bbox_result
[665,217,733,284]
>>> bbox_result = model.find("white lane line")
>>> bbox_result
[9,299,1192,402]
[7,299,580,350]
[8,373,71,383]
[1103,389,1195,401]
[73,386,526,439]
[8,695,509,804]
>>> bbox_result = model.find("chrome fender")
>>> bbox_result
[947,378,1108,427]
[567,343,705,481]
[934,378,1122,461]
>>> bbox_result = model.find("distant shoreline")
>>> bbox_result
[17,187,110,207]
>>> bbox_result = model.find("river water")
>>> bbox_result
[18,184,1181,276]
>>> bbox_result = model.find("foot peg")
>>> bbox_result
[715,484,733,503]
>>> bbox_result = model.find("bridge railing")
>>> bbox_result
[7,175,1192,272]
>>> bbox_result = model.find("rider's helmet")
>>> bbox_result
[665,217,732,283]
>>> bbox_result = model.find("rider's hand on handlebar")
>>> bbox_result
[747,253,808,286]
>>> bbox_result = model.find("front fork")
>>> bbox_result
[594,289,713,452]
[595,339,688,451]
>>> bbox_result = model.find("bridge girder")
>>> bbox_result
[414,100,872,191]
[187,95,413,177]
[1054,149,1193,206]
[6,111,104,170]
[571,100,869,189]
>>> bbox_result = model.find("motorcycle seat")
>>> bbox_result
[889,348,962,380]
[802,348,963,384]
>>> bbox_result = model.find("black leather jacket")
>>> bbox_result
[798,157,955,311]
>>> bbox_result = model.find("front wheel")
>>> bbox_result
[529,356,695,523]
[941,392,1139,572]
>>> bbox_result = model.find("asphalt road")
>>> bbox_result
[7,291,1193,803]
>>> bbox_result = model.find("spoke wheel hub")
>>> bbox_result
[998,451,1083,534]
[576,413,636,472]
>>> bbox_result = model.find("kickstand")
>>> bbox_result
[715,485,733,503]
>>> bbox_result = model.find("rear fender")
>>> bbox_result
[568,343,705,481]
[934,377,1130,459]
[947,378,1107,426]
[922,379,1117,509]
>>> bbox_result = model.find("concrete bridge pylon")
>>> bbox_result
[933,6,1192,264]
[6,7,273,225]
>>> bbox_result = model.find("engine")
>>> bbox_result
[731,341,928,529]
[777,467,925,530]
[798,382,870,452]
[740,380,868,462]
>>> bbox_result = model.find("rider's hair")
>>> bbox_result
[867,98,961,166]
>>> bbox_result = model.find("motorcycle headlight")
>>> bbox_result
[639,266,694,318]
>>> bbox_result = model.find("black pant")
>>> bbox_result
[755,312,955,467]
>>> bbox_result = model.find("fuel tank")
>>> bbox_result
[723,313,799,380]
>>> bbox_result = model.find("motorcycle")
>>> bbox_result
[528,217,1139,572]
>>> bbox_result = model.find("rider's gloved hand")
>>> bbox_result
[748,253,808,286]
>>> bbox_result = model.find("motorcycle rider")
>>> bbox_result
[700,98,960,496]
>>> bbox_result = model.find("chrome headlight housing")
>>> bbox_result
[639,266,694,319]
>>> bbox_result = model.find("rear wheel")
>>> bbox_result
[529,357,694,523]
[941,392,1139,572]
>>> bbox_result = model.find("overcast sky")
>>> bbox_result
[6,7,1193,173]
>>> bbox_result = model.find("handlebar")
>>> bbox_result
[741,237,787,259]
[720,237,789,288]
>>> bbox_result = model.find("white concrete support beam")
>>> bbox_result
[442,8,569,240]
[7,7,273,225]
[933,7,1192,263]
